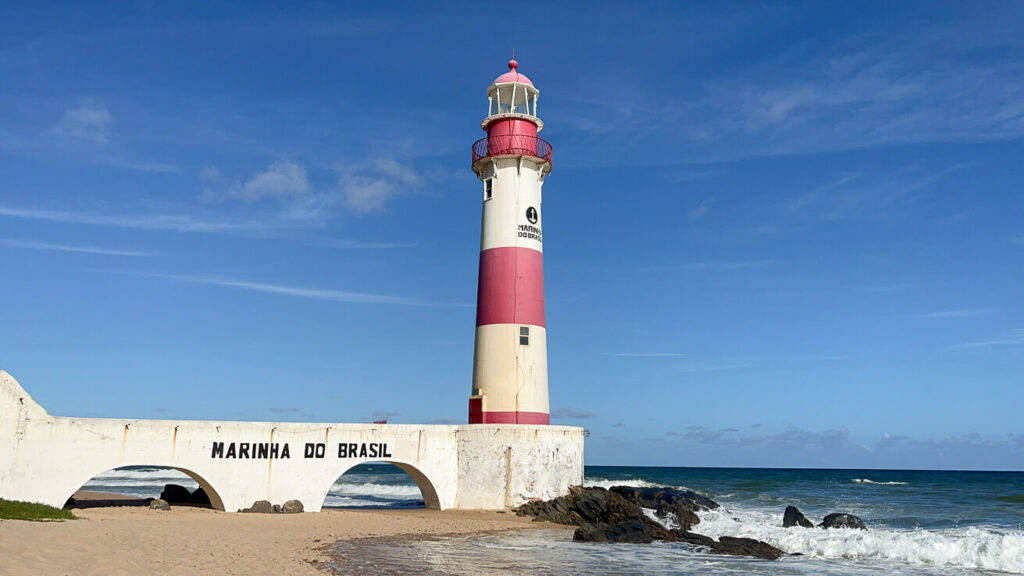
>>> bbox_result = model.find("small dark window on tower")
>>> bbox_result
[484,178,493,201]
[519,326,530,346]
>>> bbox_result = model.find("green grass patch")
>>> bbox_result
[0,498,76,521]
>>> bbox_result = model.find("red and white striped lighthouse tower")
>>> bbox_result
[468,58,553,425]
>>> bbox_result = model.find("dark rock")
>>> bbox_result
[239,500,274,514]
[272,504,282,513]
[710,536,785,560]
[656,501,700,531]
[674,530,715,547]
[611,486,719,528]
[516,486,677,542]
[783,505,814,528]
[149,499,171,511]
[189,487,211,506]
[282,500,304,514]
[518,486,785,561]
[160,484,192,504]
[819,513,867,530]
[574,520,655,543]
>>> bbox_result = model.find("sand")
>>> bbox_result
[0,491,566,576]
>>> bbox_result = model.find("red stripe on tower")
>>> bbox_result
[474,411,550,425]
[475,247,545,328]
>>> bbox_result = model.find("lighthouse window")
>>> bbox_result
[519,326,530,346]
[484,179,493,201]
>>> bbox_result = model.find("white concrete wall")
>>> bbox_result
[0,371,583,512]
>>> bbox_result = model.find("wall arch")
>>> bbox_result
[65,464,226,511]
[320,461,441,511]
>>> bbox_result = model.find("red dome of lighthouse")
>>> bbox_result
[493,59,534,87]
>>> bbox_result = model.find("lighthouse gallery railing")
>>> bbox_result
[472,135,552,165]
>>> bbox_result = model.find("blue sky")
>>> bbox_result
[1,2,1022,470]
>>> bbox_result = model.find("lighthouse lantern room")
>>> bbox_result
[469,59,552,425]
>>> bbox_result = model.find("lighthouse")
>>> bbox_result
[468,58,553,425]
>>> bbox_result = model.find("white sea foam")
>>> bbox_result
[330,481,422,499]
[583,478,693,491]
[694,504,1024,574]
[82,468,198,495]
[852,478,909,486]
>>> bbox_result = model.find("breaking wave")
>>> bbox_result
[694,504,1024,574]
[852,478,909,486]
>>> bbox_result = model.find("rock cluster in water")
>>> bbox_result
[782,506,867,530]
[515,486,785,560]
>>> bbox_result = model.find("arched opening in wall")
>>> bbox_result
[324,462,440,510]
[68,466,224,511]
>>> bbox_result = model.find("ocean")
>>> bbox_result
[83,465,1024,575]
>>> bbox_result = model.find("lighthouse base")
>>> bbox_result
[0,370,584,512]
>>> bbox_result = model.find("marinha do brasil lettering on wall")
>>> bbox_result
[210,442,392,460]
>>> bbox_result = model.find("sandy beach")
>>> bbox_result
[0,491,565,576]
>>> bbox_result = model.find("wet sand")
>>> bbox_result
[0,491,565,576]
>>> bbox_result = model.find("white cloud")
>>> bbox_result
[340,159,421,214]
[53,99,112,145]
[233,161,310,202]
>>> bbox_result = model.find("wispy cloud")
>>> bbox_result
[658,425,1024,469]
[797,354,851,363]
[948,329,1024,350]
[563,16,1024,166]
[52,99,112,145]
[676,358,751,373]
[0,238,154,257]
[103,158,184,174]
[551,408,595,420]
[688,194,716,222]
[425,417,460,425]
[670,169,719,183]
[269,407,299,414]
[372,410,399,421]
[339,158,421,214]
[606,352,688,358]
[149,274,430,306]
[786,164,970,223]
[318,239,417,250]
[668,259,777,271]
[0,205,270,233]
[924,308,992,319]
[234,160,310,202]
